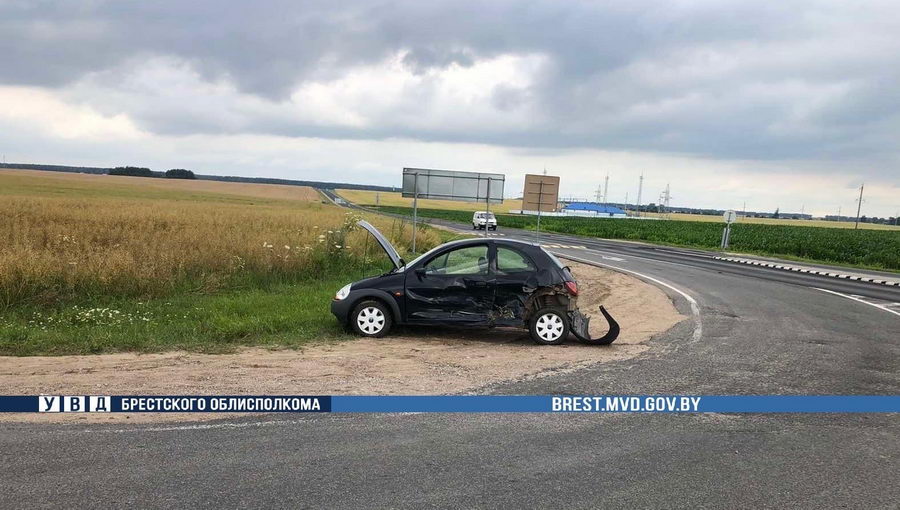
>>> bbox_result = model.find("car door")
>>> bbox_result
[492,245,539,327]
[405,243,495,324]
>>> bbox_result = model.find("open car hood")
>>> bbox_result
[357,220,404,270]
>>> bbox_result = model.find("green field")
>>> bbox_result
[373,206,900,272]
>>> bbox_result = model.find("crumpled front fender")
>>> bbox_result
[569,305,620,345]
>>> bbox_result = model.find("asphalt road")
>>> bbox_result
[2,206,899,509]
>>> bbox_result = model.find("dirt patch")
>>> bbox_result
[0,261,686,423]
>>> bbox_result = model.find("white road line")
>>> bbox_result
[814,288,900,318]
[556,253,703,343]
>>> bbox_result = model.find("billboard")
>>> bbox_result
[522,174,560,212]
[402,167,504,204]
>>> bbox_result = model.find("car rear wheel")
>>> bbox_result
[529,308,569,345]
[350,300,392,338]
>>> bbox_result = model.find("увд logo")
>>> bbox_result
[38,395,111,413]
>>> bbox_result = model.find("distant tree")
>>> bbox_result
[773,208,780,219]
[110,166,154,177]
[165,168,196,179]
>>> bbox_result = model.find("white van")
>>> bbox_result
[472,211,497,230]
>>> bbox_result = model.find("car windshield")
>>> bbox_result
[397,244,447,272]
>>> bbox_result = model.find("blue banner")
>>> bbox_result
[2,395,900,414]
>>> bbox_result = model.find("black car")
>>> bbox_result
[331,221,619,345]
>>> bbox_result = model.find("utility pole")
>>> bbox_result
[635,172,644,218]
[854,183,865,229]
[595,184,603,203]
[624,192,629,214]
[603,173,609,205]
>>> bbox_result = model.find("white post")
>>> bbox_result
[636,172,644,218]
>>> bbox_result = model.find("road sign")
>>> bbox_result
[522,174,559,212]
[721,210,737,250]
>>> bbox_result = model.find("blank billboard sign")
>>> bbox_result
[522,174,560,212]
[402,167,505,204]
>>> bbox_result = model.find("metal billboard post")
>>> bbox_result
[412,172,418,254]
[484,178,491,238]
[535,180,544,244]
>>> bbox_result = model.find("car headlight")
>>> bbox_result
[335,283,352,301]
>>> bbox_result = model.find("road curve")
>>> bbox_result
[2,203,899,509]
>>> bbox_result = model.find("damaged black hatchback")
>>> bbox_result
[331,221,619,345]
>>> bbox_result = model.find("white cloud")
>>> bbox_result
[0,86,144,140]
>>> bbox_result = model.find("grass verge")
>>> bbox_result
[0,268,384,356]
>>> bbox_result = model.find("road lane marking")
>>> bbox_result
[556,253,703,343]
[814,288,900,318]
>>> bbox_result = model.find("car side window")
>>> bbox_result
[497,247,536,273]
[424,245,489,275]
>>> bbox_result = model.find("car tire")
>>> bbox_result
[529,307,569,345]
[350,300,392,338]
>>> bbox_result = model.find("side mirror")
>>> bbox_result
[415,267,427,278]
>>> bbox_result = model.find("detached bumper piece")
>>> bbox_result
[569,305,620,345]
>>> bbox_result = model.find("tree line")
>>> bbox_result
[109,166,197,179]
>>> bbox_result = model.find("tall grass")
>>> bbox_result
[0,195,440,310]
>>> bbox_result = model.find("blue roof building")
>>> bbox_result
[562,202,627,216]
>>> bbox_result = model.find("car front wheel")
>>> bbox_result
[529,307,569,345]
[350,300,392,338]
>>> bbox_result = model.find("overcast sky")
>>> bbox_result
[2,0,898,216]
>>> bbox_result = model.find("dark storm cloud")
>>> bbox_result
[2,0,900,171]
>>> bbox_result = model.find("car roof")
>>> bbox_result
[437,237,541,250]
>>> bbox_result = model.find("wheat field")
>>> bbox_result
[0,170,439,309]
